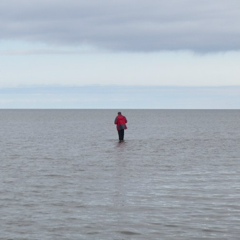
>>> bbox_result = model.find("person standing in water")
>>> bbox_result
[114,112,127,142]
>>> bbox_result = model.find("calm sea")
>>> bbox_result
[0,110,240,240]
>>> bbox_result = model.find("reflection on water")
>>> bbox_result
[0,110,240,239]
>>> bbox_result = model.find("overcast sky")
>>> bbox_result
[0,0,240,108]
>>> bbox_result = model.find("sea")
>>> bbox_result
[0,110,240,240]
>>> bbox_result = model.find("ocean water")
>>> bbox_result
[0,110,240,240]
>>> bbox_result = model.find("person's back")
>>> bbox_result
[115,115,127,128]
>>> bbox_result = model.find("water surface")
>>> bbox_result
[0,110,240,239]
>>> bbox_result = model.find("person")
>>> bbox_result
[114,112,127,142]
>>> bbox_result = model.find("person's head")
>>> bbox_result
[118,112,122,115]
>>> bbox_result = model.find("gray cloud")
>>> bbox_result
[1,0,240,52]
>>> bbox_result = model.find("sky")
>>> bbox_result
[0,0,240,108]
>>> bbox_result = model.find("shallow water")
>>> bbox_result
[0,110,240,239]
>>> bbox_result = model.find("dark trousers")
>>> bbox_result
[118,129,124,141]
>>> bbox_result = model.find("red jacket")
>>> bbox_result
[114,115,127,131]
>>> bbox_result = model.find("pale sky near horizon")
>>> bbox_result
[0,0,240,108]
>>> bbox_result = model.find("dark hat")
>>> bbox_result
[118,112,121,115]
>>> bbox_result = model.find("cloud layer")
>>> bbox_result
[1,0,240,52]
[0,86,239,109]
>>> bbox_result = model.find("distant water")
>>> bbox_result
[1,110,240,240]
